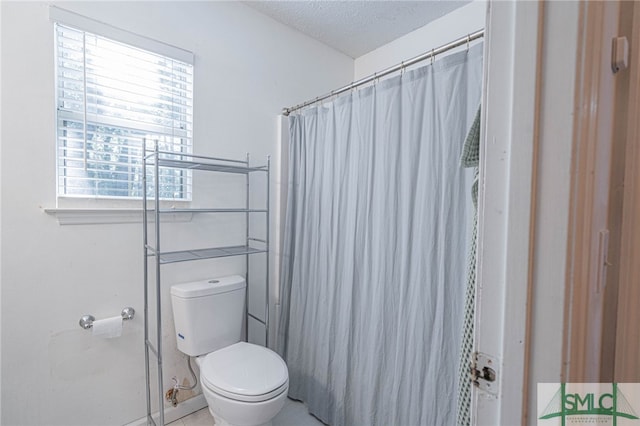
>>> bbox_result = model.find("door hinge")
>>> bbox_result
[471,351,498,395]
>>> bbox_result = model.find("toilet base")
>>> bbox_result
[208,407,272,426]
[201,381,288,426]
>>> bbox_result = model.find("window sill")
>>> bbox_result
[43,208,193,226]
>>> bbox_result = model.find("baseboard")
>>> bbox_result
[123,394,207,426]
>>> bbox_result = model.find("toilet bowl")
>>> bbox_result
[197,342,289,426]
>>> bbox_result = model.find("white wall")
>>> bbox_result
[0,2,353,425]
[354,0,486,79]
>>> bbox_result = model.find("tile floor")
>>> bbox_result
[168,398,325,426]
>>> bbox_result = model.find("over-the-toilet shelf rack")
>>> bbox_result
[142,140,270,426]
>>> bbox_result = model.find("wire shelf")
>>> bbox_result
[146,208,268,214]
[155,245,267,264]
[155,157,267,174]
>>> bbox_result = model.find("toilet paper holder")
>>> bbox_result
[79,307,135,330]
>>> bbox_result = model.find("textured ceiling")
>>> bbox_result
[244,1,471,58]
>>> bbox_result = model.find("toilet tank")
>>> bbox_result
[170,275,246,356]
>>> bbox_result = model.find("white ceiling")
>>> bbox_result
[243,1,471,58]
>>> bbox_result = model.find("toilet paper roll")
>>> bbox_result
[92,316,123,338]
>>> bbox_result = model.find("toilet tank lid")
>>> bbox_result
[170,275,246,298]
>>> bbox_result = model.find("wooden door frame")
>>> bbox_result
[562,0,621,382]
[615,1,640,382]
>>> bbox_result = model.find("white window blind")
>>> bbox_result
[55,23,194,200]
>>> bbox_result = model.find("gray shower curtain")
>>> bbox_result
[278,44,483,426]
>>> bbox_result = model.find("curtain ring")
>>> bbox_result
[431,49,435,65]
[400,61,405,75]
[373,72,378,85]
[467,34,471,50]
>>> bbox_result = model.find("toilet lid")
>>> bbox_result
[201,342,288,398]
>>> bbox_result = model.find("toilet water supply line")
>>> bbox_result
[166,356,198,407]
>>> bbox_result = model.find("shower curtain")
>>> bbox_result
[278,44,483,426]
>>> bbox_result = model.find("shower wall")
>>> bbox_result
[0,2,353,425]
[354,0,486,78]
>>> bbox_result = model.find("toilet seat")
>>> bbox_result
[200,342,289,403]
[204,379,289,403]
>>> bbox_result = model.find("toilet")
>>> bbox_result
[171,275,289,426]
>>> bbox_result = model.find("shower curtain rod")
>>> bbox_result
[282,29,484,116]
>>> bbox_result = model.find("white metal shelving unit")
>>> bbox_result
[142,140,270,426]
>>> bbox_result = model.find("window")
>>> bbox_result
[55,23,194,200]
